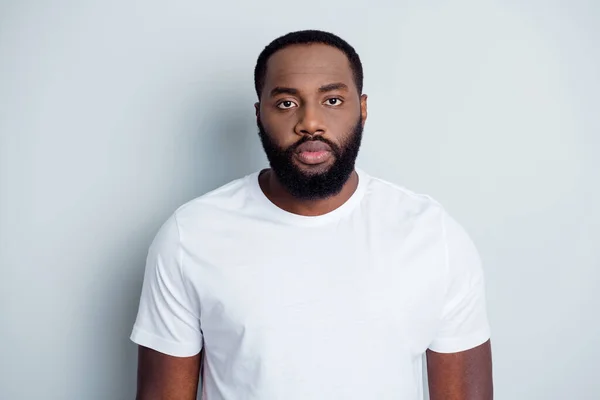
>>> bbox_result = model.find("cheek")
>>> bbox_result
[328,113,359,141]
[261,112,297,145]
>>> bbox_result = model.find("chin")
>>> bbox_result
[294,161,334,176]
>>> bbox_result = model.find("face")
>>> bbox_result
[256,43,368,200]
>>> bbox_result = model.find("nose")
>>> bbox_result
[294,104,326,137]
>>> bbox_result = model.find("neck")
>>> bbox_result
[259,169,359,217]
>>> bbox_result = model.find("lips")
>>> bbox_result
[294,140,333,165]
[295,141,332,153]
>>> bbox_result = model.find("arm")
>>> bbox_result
[427,211,493,398]
[427,340,493,400]
[130,215,204,399]
[136,346,201,400]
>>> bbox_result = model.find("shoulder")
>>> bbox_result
[362,172,483,283]
[173,172,256,224]
[361,171,476,249]
[361,170,445,221]
[148,172,256,251]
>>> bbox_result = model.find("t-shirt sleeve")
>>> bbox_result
[130,214,203,357]
[428,211,491,353]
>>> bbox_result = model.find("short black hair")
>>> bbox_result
[254,30,363,99]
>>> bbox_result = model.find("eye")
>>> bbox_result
[277,100,297,109]
[324,98,343,106]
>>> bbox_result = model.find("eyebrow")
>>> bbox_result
[269,82,350,98]
[269,87,299,97]
[318,82,349,93]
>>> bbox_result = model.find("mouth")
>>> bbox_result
[294,141,333,165]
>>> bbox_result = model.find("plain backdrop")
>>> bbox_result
[1,0,598,399]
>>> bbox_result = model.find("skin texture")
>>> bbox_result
[135,43,493,399]
[136,346,201,400]
[427,340,494,399]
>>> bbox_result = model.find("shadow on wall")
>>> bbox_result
[185,77,266,196]
[108,78,264,397]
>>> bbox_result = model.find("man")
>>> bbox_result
[131,30,493,399]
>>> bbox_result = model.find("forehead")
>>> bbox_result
[263,44,355,94]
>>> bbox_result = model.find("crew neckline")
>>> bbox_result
[247,168,369,227]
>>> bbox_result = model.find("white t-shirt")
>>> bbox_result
[130,168,491,400]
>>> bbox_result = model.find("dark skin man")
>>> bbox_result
[136,38,493,400]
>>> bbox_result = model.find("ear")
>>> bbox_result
[254,102,260,118]
[360,94,368,126]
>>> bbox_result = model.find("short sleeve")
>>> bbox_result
[428,211,491,353]
[130,214,203,357]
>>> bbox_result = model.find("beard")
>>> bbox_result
[257,116,363,201]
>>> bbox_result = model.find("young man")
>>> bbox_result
[131,30,493,399]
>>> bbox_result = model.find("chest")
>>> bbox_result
[186,221,447,356]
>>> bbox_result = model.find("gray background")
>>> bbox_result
[1,0,598,399]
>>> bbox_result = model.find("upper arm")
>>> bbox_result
[130,214,204,397]
[426,211,493,398]
[136,346,202,400]
[427,340,493,400]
